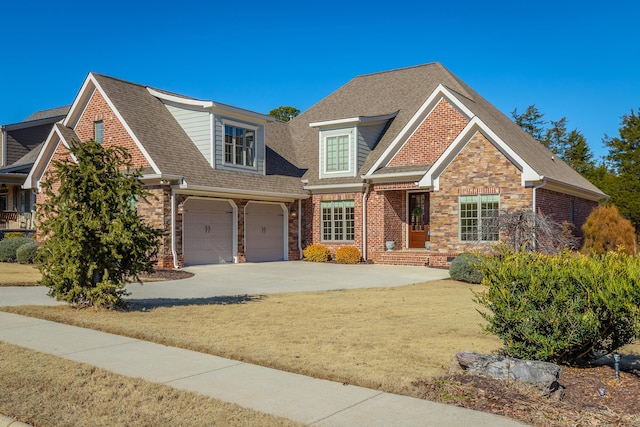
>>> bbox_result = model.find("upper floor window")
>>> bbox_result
[225,124,255,167]
[459,194,499,242]
[94,121,104,144]
[326,134,350,172]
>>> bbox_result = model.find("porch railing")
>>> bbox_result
[0,211,34,230]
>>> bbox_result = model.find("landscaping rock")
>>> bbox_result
[456,351,562,396]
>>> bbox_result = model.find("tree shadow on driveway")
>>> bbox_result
[126,294,265,311]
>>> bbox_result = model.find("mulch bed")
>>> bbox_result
[411,363,640,426]
[137,268,194,281]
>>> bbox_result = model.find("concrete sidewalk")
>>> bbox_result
[0,311,526,426]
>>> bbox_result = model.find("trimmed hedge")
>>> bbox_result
[303,243,330,262]
[449,253,483,284]
[474,248,640,364]
[335,247,361,264]
[16,240,38,264]
[0,237,34,262]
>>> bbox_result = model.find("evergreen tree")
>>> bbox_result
[512,105,547,143]
[37,140,161,308]
[269,106,300,122]
[604,109,640,234]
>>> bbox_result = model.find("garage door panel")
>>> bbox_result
[245,203,285,262]
[183,199,234,265]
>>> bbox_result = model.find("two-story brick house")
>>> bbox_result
[25,63,606,267]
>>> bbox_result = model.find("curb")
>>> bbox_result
[0,414,31,427]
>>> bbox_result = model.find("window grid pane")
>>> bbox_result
[325,134,349,172]
[480,195,500,241]
[321,200,355,241]
[459,196,478,241]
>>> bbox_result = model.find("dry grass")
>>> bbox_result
[0,341,301,427]
[3,280,502,393]
[0,263,41,286]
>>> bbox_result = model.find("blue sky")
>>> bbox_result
[2,1,638,160]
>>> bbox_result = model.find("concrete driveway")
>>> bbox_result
[0,262,450,307]
[126,261,450,306]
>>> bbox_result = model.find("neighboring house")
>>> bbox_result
[0,106,69,232]
[25,63,606,268]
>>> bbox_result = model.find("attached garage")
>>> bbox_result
[245,202,286,262]
[183,198,235,265]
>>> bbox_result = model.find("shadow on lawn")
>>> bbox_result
[126,294,265,311]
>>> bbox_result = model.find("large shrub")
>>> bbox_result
[449,253,483,284]
[335,247,361,264]
[37,140,161,308]
[302,244,330,262]
[582,205,636,255]
[16,241,38,264]
[0,237,34,262]
[475,248,640,365]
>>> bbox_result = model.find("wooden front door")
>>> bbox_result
[408,193,430,248]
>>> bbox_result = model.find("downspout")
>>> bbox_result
[531,179,547,251]
[362,182,371,261]
[170,187,179,268]
[297,198,302,259]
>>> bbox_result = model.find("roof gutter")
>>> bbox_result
[177,183,309,201]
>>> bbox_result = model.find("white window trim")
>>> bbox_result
[319,128,355,178]
[458,194,500,242]
[222,119,259,170]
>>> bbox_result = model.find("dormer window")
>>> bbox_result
[94,121,104,144]
[326,133,350,172]
[224,122,256,167]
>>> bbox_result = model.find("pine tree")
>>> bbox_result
[512,105,547,143]
[604,109,640,235]
[37,140,161,308]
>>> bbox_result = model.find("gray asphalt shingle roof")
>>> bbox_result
[91,74,307,197]
[280,62,605,197]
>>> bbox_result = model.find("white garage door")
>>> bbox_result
[183,198,234,265]
[245,203,285,262]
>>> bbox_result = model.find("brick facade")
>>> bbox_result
[389,99,468,167]
[536,188,598,239]
[75,89,151,169]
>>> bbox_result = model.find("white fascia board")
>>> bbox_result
[365,85,475,176]
[177,183,308,201]
[28,126,77,190]
[418,117,542,190]
[89,76,161,175]
[540,178,608,202]
[147,88,214,108]
[361,170,427,182]
[63,73,96,128]
[309,112,397,129]
[303,183,364,193]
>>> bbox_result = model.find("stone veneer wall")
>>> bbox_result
[137,186,173,268]
[429,131,533,256]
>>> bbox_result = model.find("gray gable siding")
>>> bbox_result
[165,104,212,165]
[214,114,265,174]
[357,121,388,171]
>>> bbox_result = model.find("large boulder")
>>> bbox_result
[456,352,562,395]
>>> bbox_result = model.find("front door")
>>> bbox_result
[408,193,429,248]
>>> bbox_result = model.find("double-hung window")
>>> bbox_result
[94,121,104,144]
[459,194,499,241]
[225,124,255,167]
[321,200,355,241]
[325,134,350,172]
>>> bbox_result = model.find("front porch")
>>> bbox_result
[371,248,458,268]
